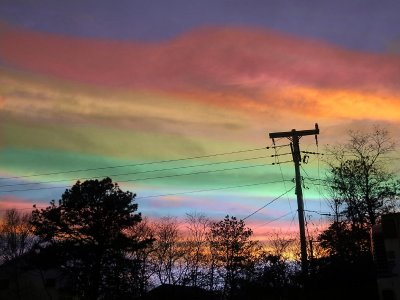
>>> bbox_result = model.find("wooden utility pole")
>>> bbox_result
[269,123,319,276]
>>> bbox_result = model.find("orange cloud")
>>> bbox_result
[2,23,399,129]
[276,87,400,122]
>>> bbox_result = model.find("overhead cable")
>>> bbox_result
[0,145,290,181]
[242,186,295,220]
[0,163,279,194]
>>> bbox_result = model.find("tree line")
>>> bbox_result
[0,187,298,300]
[0,126,399,300]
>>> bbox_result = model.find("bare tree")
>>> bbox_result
[0,209,35,262]
[321,126,399,257]
[325,126,398,227]
[183,212,210,287]
[0,209,36,300]
[259,231,300,290]
[126,217,156,296]
[267,231,295,260]
[150,217,187,285]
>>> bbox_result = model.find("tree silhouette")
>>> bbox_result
[315,127,397,300]
[322,127,399,255]
[0,209,36,299]
[31,177,150,299]
[126,217,156,296]
[208,215,258,299]
[150,216,187,286]
[0,209,35,263]
[183,212,210,288]
[318,221,370,259]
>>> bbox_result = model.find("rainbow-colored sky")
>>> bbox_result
[1,0,399,237]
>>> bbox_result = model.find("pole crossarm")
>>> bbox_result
[269,124,319,139]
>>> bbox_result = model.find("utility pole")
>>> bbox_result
[269,123,319,276]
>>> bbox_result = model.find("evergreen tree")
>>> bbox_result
[31,177,151,299]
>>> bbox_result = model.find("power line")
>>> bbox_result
[301,176,333,193]
[320,152,400,160]
[300,165,330,227]
[317,142,323,226]
[273,142,293,213]
[304,209,331,216]
[0,162,283,194]
[303,177,328,183]
[303,181,329,188]
[255,211,295,228]
[301,151,324,156]
[0,145,290,181]
[287,211,297,233]
[304,212,312,255]
[300,165,322,191]
[0,179,291,212]
[0,155,273,189]
[271,160,292,165]
[242,186,295,221]
[271,152,292,157]
[136,179,290,200]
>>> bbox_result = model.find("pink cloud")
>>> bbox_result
[1,24,399,96]
[0,195,47,213]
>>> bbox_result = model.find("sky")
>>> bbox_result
[0,0,399,238]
